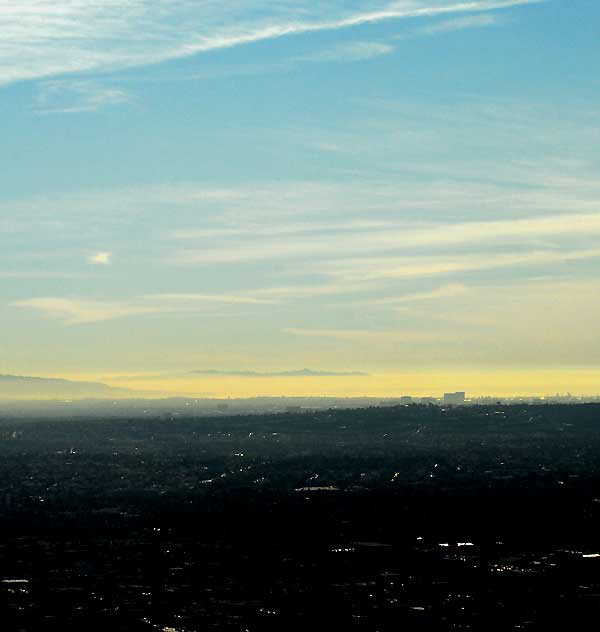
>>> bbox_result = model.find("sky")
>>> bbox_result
[1,0,600,397]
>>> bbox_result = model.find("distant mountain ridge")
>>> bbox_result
[0,374,131,399]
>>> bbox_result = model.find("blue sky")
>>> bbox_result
[2,1,600,394]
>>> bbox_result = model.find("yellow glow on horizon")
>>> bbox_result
[58,369,600,399]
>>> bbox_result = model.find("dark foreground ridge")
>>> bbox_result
[1,403,600,630]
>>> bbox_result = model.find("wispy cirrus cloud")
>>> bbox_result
[143,293,277,305]
[377,283,470,303]
[35,80,131,114]
[244,248,600,299]
[409,12,501,36]
[12,292,279,325]
[173,212,600,265]
[284,277,600,365]
[325,248,600,283]
[0,1,543,85]
[294,40,395,63]
[12,298,168,325]
[172,219,391,240]
[11,244,600,326]
[284,327,451,343]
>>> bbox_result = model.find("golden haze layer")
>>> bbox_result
[55,370,600,399]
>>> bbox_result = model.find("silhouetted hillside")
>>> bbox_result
[0,374,131,399]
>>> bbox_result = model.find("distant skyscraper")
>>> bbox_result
[443,391,466,405]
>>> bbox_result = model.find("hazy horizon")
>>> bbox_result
[3,369,600,401]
